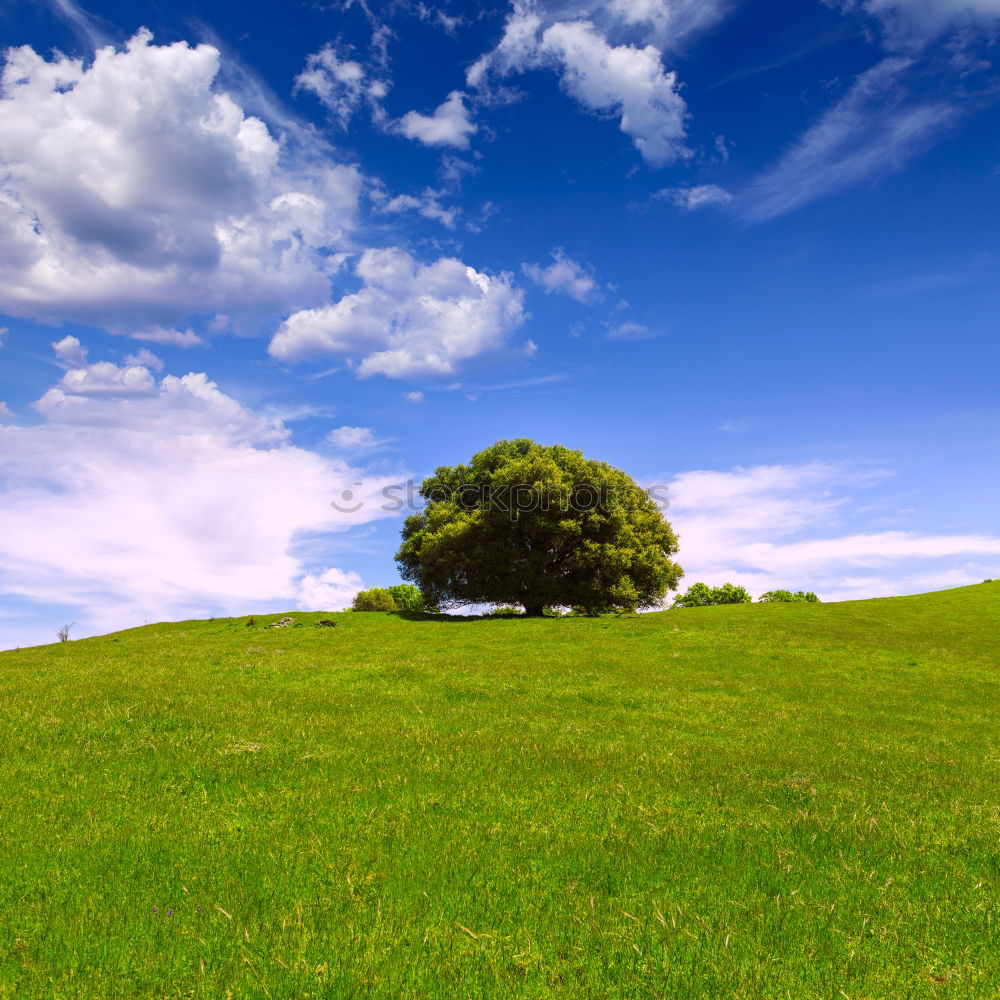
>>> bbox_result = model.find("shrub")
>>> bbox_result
[388,584,426,613]
[758,590,819,603]
[488,606,524,618]
[673,582,752,608]
[352,588,397,612]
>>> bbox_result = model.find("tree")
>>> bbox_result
[672,582,752,608]
[758,589,819,603]
[388,584,427,612]
[352,588,397,612]
[395,439,682,616]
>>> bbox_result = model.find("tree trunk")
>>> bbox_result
[523,604,545,618]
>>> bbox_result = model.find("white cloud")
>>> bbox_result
[404,390,425,403]
[848,0,1000,45]
[467,2,691,166]
[295,46,366,126]
[540,21,688,166]
[130,326,205,347]
[0,402,13,420]
[398,90,477,149]
[131,327,205,347]
[52,334,89,367]
[655,183,733,210]
[523,249,598,302]
[0,349,401,646]
[123,347,164,372]
[297,567,365,611]
[51,360,158,398]
[375,187,461,228]
[416,4,465,35]
[744,58,955,221]
[608,320,654,339]
[0,327,7,347]
[0,31,362,334]
[326,425,391,449]
[41,0,110,50]
[295,45,388,127]
[269,247,526,378]
[665,462,1000,601]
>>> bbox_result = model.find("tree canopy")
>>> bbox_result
[758,589,819,603]
[395,439,682,616]
[351,587,397,612]
[672,582,752,608]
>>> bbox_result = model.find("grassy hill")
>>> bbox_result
[2,584,999,998]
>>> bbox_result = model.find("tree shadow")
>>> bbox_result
[388,610,485,624]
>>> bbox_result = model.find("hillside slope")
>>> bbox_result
[1,584,999,998]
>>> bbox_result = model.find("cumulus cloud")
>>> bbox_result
[467,1,692,165]
[654,183,733,210]
[0,402,13,420]
[0,347,401,647]
[476,0,729,61]
[523,249,599,302]
[52,361,158,398]
[0,31,361,334]
[269,247,526,378]
[398,90,477,149]
[665,462,1000,601]
[744,58,954,221]
[404,390,425,402]
[53,335,89,367]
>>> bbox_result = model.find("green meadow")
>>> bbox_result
[1,584,999,999]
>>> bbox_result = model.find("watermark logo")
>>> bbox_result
[331,480,670,516]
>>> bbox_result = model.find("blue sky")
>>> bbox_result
[1,0,998,647]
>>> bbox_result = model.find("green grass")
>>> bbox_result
[2,584,1000,998]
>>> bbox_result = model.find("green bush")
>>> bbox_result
[351,588,397,612]
[488,606,524,618]
[759,590,820,603]
[388,584,426,613]
[673,582,752,608]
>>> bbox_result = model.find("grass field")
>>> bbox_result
[1,584,999,998]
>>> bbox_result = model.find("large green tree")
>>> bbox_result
[395,439,683,616]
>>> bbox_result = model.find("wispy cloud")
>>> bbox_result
[653,184,733,211]
[743,57,955,221]
[665,462,1000,600]
[41,0,110,50]
[326,426,394,450]
[845,0,1000,48]
[865,256,998,297]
